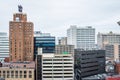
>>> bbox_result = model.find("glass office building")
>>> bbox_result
[34,31,55,60]
[0,32,9,62]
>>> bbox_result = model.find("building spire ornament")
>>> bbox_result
[18,5,23,12]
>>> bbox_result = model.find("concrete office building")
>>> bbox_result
[105,44,120,61]
[58,37,67,45]
[56,37,74,54]
[0,32,9,62]
[55,45,74,54]
[36,48,74,80]
[74,49,105,80]
[67,25,95,50]
[34,31,55,60]
[0,61,35,80]
[9,6,34,61]
[42,54,74,80]
[97,32,120,49]
[0,67,34,80]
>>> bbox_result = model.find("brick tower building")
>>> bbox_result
[9,6,34,61]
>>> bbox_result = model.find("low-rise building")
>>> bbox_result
[36,48,74,80]
[58,37,67,45]
[97,32,120,49]
[0,67,34,80]
[105,44,120,61]
[55,45,74,54]
[0,61,35,80]
[2,61,35,69]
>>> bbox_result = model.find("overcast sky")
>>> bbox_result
[1,0,120,37]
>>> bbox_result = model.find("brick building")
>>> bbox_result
[9,11,34,61]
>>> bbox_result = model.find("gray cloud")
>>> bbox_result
[0,0,120,37]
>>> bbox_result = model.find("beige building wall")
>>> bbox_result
[58,37,67,45]
[97,32,120,49]
[114,44,119,61]
[105,44,120,61]
[0,68,34,80]
[42,54,74,80]
[55,45,74,54]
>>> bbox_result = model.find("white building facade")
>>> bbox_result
[67,25,95,50]
[42,53,74,80]
[97,32,120,49]
[0,32,9,62]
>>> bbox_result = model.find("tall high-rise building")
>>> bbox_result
[0,32,9,62]
[34,31,55,60]
[97,32,120,49]
[67,25,95,50]
[9,6,34,61]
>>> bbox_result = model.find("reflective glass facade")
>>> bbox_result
[34,36,55,59]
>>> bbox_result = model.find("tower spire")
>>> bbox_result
[18,5,23,12]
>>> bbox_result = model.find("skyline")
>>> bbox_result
[1,0,120,37]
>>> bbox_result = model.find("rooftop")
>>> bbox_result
[2,61,35,69]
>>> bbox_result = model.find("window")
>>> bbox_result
[20,75,22,78]
[7,71,9,74]
[29,75,32,78]
[24,75,27,78]
[29,71,32,74]
[15,17,20,22]
[11,71,14,78]
[15,71,18,74]
[3,71,5,73]
[20,71,22,74]
[24,65,26,68]
[24,71,26,74]
[15,71,18,78]
[7,75,9,78]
